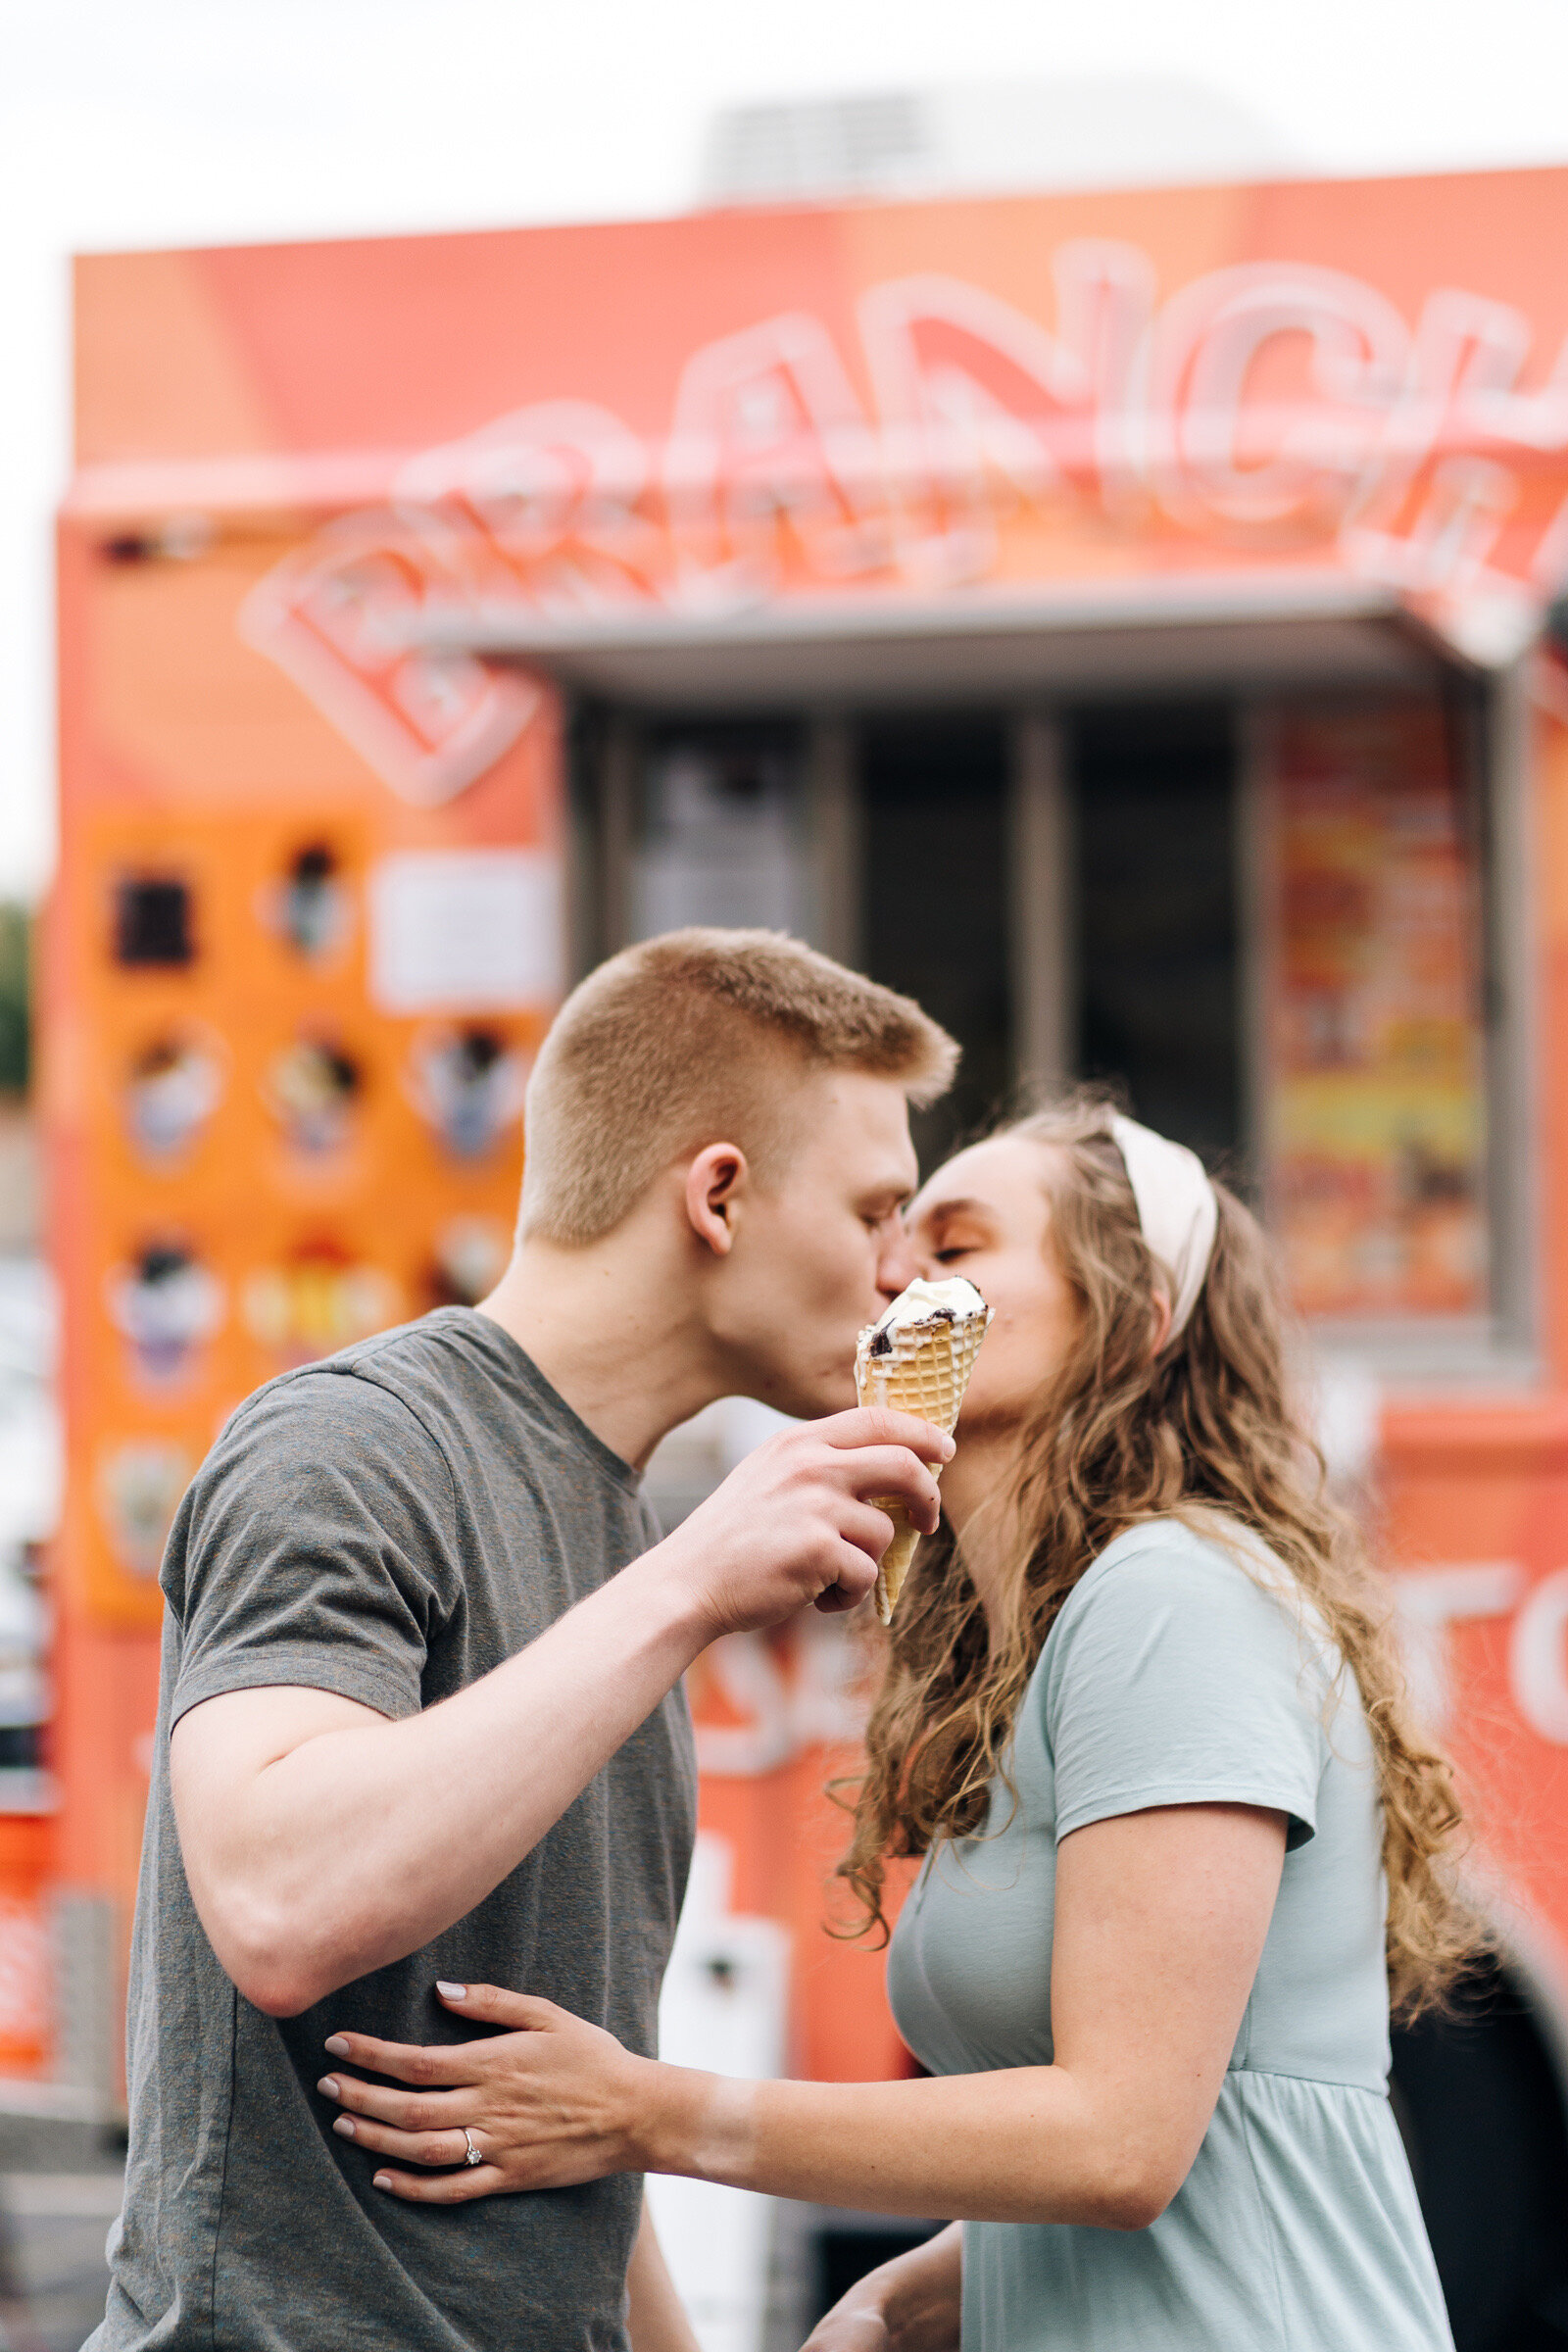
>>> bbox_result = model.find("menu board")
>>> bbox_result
[1263,699,1490,1321]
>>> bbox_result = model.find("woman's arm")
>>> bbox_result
[625,2200,701,2352]
[318,1802,1286,2228]
[802,2224,963,2352]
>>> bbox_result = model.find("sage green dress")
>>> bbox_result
[885,1520,1454,2352]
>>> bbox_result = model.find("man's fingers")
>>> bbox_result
[321,2032,476,2086]
[811,1539,883,1615]
[434,1983,558,2031]
[837,1502,898,1563]
[814,1407,955,1462]
[828,1446,943,1530]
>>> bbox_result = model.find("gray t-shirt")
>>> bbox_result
[887,1519,1453,2352]
[89,1306,697,2352]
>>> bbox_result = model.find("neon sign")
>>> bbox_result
[242,244,1568,798]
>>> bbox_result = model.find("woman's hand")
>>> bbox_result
[317,1981,663,2202]
[800,2298,890,2351]
[801,2226,963,2352]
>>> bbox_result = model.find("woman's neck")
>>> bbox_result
[941,1425,1025,1634]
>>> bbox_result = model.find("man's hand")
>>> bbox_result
[657,1407,952,1634]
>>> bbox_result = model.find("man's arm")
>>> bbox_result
[625,2200,701,2352]
[170,1408,949,2016]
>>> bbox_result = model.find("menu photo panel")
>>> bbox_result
[1259,695,1491,1329]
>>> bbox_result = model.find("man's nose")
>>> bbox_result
[876,1222,921,1298]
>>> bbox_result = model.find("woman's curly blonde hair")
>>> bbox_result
[835,1094,1482,2020]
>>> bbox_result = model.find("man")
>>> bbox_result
[90,928,958,2352]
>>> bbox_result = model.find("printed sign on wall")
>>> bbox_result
[1262,697,1490,1321]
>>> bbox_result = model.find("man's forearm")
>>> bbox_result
[176,1544,708,2013]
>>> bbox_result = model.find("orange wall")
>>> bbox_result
[46,517,563,2076]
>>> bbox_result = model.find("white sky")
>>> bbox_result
[6,0,1568,898]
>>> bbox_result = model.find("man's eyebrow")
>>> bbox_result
[861,1176,915,1211]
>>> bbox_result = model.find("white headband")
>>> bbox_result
[1109,1113,1219,1345]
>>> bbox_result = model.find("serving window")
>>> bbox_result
[573,664,1528,1381]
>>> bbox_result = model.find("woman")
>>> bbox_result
[318,1098,1474,2352]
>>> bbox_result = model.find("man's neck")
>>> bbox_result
[477,1229,727,1472]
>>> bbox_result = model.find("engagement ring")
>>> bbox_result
[463,2129,482,2168]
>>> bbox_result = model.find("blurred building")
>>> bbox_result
[699,76,1293,206]
[25,122,1568,2348]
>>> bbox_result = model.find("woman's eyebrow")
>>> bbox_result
[921,1196,994,1227]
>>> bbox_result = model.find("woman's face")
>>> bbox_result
[906,1135,1080,1437]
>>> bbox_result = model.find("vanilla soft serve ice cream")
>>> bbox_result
[855,1276,992,1624]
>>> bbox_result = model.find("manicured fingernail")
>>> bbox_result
[436,1982,466,1999]
[372,2173,392,2190]
[324,2035,349,2057]
[333,2116,355,2138]
[318,2077,339,2099]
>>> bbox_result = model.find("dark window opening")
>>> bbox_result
[860,715,1010,1170]
[114,876,194,969]
[1069,703,1240,1176]
[635,720,808,941]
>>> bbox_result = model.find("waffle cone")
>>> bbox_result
[855,1310,989,1624]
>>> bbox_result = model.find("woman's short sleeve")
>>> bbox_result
[1041,1533,1330,1850]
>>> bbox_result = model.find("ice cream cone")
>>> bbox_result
[855,1281,991,1624]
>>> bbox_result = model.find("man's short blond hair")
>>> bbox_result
[519,928,958,1246]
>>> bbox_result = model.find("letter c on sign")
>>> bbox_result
[1510,1567,1568,1745]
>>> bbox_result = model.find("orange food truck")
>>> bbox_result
[26,160,1568,2338]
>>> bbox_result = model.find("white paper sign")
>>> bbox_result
[368,849,564,1014]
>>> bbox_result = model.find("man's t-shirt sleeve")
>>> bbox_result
[1041,1534,1330,1851]
[164,1369,460,1731]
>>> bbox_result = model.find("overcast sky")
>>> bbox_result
[6,0,1568,897]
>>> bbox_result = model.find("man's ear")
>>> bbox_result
[684,1143,748,1258]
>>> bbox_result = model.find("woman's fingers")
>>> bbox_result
[371,2161,504,2204]
[323,1991,559,2096]
[434,1982,562,2031]
[318,2072,472,2131]
[321,2030,477,2085]
[330,2112,473,2169]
